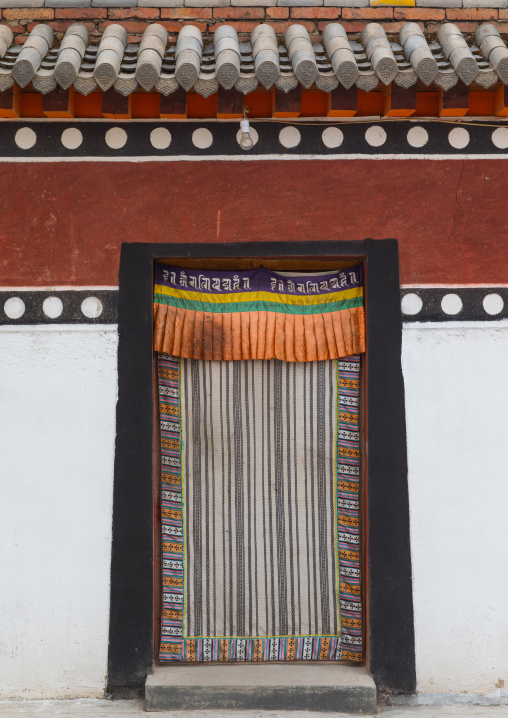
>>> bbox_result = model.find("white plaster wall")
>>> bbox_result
[403,322,508,696]
[0,326,118,699]
[2,320,507,699]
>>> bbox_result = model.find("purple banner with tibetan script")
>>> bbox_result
[155,264,362,296]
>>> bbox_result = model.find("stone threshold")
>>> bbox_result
[145,662,377,713]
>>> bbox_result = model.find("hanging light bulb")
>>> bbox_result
[239,117,254,151]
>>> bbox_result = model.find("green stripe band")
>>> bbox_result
[154,294,363,315]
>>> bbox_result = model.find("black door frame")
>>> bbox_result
[107,239,416,697]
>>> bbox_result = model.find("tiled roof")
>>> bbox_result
[0,20,506,96]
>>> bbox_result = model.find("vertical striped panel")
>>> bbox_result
[181,359,339,639]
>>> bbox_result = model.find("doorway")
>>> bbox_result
[107,240,415,696]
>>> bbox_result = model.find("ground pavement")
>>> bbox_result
[1,701,508,718]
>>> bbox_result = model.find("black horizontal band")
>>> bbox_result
[0,290,118,324]
[1,120,507,158]
[0,288,506,324]
[401,287,508,322]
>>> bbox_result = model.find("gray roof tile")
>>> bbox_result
[0,19,506,97]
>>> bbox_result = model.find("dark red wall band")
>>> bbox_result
[0,159,506,287]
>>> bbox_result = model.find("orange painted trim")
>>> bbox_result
[245,87,274,118]
[384,108,416,117]
[74,91,104,118]
[187,91,219,119]
[102,112,132,119]
[20,91,44,118]
[495,84,508,116]
[414,91,439,118]
[101,90,132,119]
[300,87,329,118]
[0,84,503,119]
[0,85,20,118]
[131,92,161,119]
[272,111,301,117]
[356,89,383,117]
[43,110,75,118]
[467,90,495,117]
[438,86,468,117]
[439,108,468,117]
[328,109,356,117]
[382,85,417,117]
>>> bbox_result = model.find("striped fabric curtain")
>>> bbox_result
[157,353,362,664]
[153,263,365,362]
[154,262,364,665]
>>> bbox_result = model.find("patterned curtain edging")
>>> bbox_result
[158,353,363,663]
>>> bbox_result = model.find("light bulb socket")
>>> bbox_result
[240,118,250,133]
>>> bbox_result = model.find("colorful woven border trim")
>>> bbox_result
[158,353,362,662]
[336,356,362,661]
[158,354,185,660]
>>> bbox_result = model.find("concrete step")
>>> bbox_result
[145,663,377,713]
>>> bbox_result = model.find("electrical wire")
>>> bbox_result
[247,116,508,129]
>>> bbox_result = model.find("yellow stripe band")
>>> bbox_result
[155,284,363,307]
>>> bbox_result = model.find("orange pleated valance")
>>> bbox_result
[153,263,365,362]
